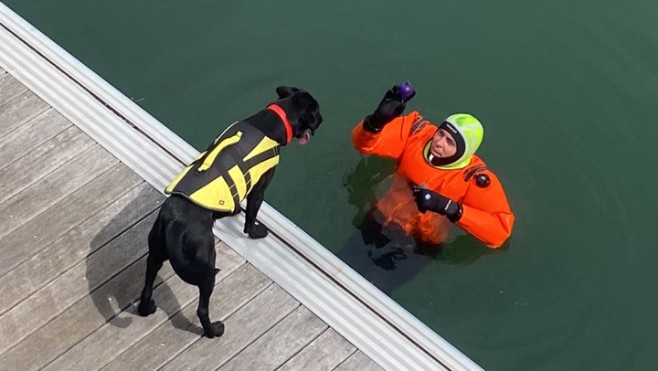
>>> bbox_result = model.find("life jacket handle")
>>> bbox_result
[197,131,243,172]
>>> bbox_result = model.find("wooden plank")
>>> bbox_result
[0,212,156,356]
[0,155,129,275]
[0,108,72,172]
[0,125,95,204]
[278,329,357,371]
[0,143,117,241]
[0,177,160,315]
[0,89,50,139]
[157,285,299,371]
[0,254,169,371]
[102,264,275,371]
[43,242,246,371]
[334,351,385,371]
[0,73,27,106]
[217,305,328,371]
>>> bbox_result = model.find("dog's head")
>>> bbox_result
[274,86,323,145]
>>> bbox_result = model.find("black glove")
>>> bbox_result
[363,86,409,132]
[412,187,463,222]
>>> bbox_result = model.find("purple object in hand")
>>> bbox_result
[396,81,415,101]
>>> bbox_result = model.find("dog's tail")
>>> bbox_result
[165,220,220,285]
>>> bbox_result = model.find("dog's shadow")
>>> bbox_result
[85,187,198,334]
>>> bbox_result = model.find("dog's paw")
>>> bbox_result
[205,321,225,338]
[245,222,268,239]
[138,299,157,317]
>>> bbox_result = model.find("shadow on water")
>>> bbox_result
[85,187,198,334]
[342,155,397,228]
[338,156,504,295]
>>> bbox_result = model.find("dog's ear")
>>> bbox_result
[276,86,300,99]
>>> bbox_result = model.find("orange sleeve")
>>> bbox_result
[456,171,515,248]
[352,111,420,159]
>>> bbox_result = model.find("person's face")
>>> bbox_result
[430,128,457,158]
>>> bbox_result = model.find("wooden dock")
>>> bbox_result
[0,68,383,370]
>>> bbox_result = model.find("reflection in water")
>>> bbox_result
[342,155,396,228]
[339,157,502,295]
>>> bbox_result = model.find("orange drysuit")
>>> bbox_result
[352,111,514,248]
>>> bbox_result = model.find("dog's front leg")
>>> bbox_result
[244,169,275,239]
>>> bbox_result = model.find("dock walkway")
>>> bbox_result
[0,68,382,371]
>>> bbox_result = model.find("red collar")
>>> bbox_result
[267,104,293,144]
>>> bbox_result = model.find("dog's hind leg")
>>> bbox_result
[138,222,166,316]
[197,276,225,338]
[138,252,164,316]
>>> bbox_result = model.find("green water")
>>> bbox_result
[5,1,658,369]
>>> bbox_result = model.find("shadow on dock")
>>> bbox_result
[85,188,199,334]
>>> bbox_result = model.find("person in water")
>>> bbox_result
[352,83,514,249]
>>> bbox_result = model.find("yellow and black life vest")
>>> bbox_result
[165,121,280,212]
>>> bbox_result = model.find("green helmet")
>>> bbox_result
[436,113,484,170]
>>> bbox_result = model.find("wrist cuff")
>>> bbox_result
[447,203,463,223]
[363,115,383,133]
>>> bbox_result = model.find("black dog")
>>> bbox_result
[138,86,322,338]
